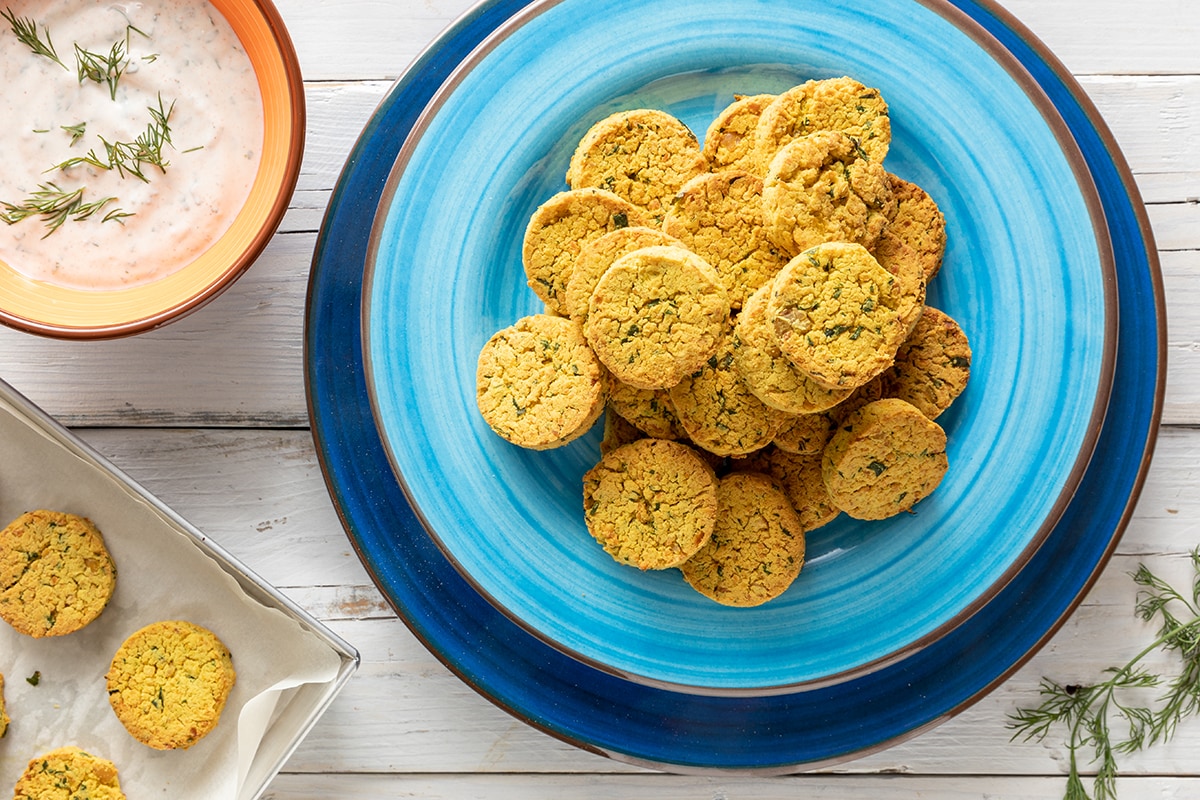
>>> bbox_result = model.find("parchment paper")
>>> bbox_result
[0,392,345,799]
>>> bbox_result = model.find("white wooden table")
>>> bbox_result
[2,1,1198,797]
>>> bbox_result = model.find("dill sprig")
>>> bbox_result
[61,122,87,145]
[141,93,175,159]
[0,182,126,237]
[49,95,175,181]
[101,207,134,225]
[3,10,180,234]
[73,23,150,99]
[74,38,129,100]
[1008,548,1200,800]
[2,7,68,69]
[4,7,155,98]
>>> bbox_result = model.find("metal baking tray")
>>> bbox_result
[0,377,359,800]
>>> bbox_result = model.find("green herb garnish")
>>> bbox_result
[2,7,67,69]
[73,23,149,99]
[0,182,126,237]
[50,95,175,182]
[74,39,129,100]
[26,670,41,686]
[2,9,187,235]
[1008,548,1200,800]
[61,121,87,145]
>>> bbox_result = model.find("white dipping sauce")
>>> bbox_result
[0,0,263,289]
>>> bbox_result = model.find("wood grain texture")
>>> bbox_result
[270,0,1200,80]
[2,0,1197,797]
[261,774,1200,800]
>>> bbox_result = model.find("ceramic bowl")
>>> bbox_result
[0,0,303,339]
[363,0,1117,693]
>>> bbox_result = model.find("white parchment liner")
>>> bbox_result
[0,393,344,798]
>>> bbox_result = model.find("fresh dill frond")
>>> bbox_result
[47,150,106,177]
[1135,552,1200,745]
[2,7,68,69]
[46,141,141,181]
[0,182,127,237]
[44,98,175,181]
[102,207,134,225]
[70,21,154,99]
[74,38,129,100]
[61,122,87,145]
[1008,547,1200,800]
[140,93,176,159]
[114,94,175,177]
[99,135,148,181]
[124,22,149,43]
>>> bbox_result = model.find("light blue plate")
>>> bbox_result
[362,0,1114,691]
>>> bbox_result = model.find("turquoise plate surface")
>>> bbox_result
[362,0,1115,692]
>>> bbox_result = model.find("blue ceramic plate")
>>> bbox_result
[306,0,1162,768]
[360,0,1115,692]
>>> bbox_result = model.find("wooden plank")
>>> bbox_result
[262,773,1200,799]
[1134,172,1200,205]
[1077,76,1200,177]
[273,0,478,82]
[1162,250,1200,426]
[1001,1,1200,76]
[72,427,367,588]
[270,0,1200,81]
[1147,202,1200,252]
[294,81,393,197]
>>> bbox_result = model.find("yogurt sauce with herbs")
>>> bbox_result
[0,0,263,289]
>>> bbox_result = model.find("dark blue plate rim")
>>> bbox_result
[303,0,1165,771]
